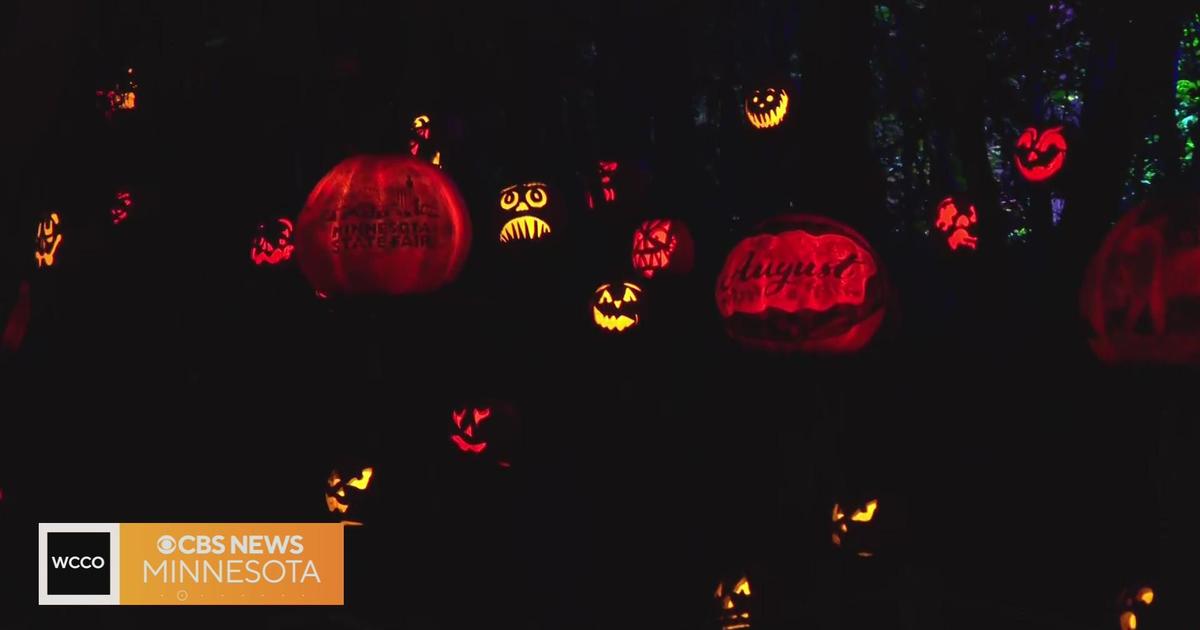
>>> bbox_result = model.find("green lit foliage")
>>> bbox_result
[1176,13,1200,169]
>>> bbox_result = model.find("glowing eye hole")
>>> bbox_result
[622,287,637,303]
[327,472,341,487]
[346,467,373,490]
[714,583,723,598]
[832,504,844,521]
[766,94,774,103]
[452,409,466,428]
[752,97,759,103]
[1138,588,1154,605]
[473,408,492,423]
[525,187,548,208]
[651,229,669,243]
[1121,612,1137,630]
[500,191,520,210]
[599,290,613,304]
[850,499,878,522]
[413,114,430,129]
[733,577,751,596]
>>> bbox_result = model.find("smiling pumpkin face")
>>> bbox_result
[591,282,642,333]
[713,574,754,630]
[1014,126,1067,182]
[745,87,789,129]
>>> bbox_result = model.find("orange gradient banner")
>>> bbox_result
[119,523,343,605]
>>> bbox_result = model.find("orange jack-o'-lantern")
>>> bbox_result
[716,215,887,353]
[831,498,879,558]
[713,573,756,630]
[1082,196,1200,364]
[591,282,643,333]
[933,197,979,252]
[1014,126,1067,182]
[250,218,296,265]
[324,466,374,526]
[631,219,694,278]
[34,212,63,268]
[498,182,555,243]
[294,155,472,296]
[1117,586,1156,630]
[745,87,789,130]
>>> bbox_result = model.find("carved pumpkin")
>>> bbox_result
[831,498,879,558]
[713,573,756,630]
[294,155,472,296]
[324,466,374,526]
[933,197,979,251]
[715,215,887,353]
[1014,126,1067,182]
[96,67,137,120]
[34,212,63,269]
[498,182,555,243]
[1117,586,1156,630]
[111,190,132,225]
[744,87,789,130]
[1081,196,1200,364]
[586,160,620,210]
[408,113,442,167]
[448,401,518,468]
[591,282,643,333]
[631,219,694,278]
[250,218,296,265]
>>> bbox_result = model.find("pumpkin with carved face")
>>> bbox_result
[498,182,555,243]
[632,219,694,278]
[586,160,620,209]
[324,466,374,526]
[713,573,756,630]
[34,212,63,268]
[745,87,789,130]
[1014,126,1067,182]
[251,218,296,265]
[716,215,888,353]
[831,498,880,558]
[1117,586,1156,630]
[448,401,518,468]
[933,197,979,252]
[408,113,442,167]
[111,190,132,225]
[591,282,643,333]
[1082,196,1200,364]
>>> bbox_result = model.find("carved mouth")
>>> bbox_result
[633,250,670,276]
[499,216,552,243]
[745,91,788,129]
[592,307,637,332]
[451,434,487,453]
[1016,152,1065,182]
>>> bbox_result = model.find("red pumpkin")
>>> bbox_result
[631,218,694,278]
[295,155,472,295]
[716,215,888,353]
[933,196,979,252]
[1014,126,1067,182]
[1082,196,1200,364]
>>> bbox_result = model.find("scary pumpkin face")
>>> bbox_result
[831,498,879,557]
[111,190,132,225]
[498,182,553,243]
[409,113,442,167]
[324,466,374,526]
[631,219,694,278]
[449,404,515,468]
[745,87,789,130]
[34,212,63,268]
[591,282,642,333]
[250,218,296,265]
[1118,586,1156,630]
[1014,126,1067,182]
[587,160,620,209]
[713,574,754,630]
[934,197,979,251]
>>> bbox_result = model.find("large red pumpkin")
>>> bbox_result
[716,215,888,353]
[1082,196,1200,364]
[295,155,472,295]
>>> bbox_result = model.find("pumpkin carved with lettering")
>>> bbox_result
[294,155,472,296]
[716,215,888,353]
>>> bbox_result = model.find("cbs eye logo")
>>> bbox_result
[39,523,120,605]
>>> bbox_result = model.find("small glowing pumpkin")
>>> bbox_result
[591,282,643,333]
[745,87,789,129]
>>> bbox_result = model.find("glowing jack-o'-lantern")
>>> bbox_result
[34,212,63,268]
[294,155,472,296]
[409,114,442,167]
[1082,196,1200,364]
[96,67,137,120]
[934,197,979,251]
[586,160,620,209]
[449,404,516,468]
[831,499,879,557]
[111,190,132,225]
[716,215,888,353]
[250,218,296,265]
[591,282,642,333]
[1014,126,1067,182]
[631,219,694,278]
[498,182,554,243]
[324,466,374,526]
[713,574,755,630]
[745,87,789,130]
[1118,586,1156,630]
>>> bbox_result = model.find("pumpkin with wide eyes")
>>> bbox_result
[745,87,789,130]
[713,574,755,630]
[324,466,374,526]
[1081,196,1200,364]
[933,197,979,252]
[1117,586,1156,630]
[1014,126,1067,182]
[250,218,296,265]
[716,215,888,353]
[591,282,643,333]
[34,211,63,269]
[498,182,555,243]
[632,219,694,278]
[831,498,880,558]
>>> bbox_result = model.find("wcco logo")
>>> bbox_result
[50,555,107,569]
[39,523,121,605]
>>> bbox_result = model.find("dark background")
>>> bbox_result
[1,1,1198,629]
